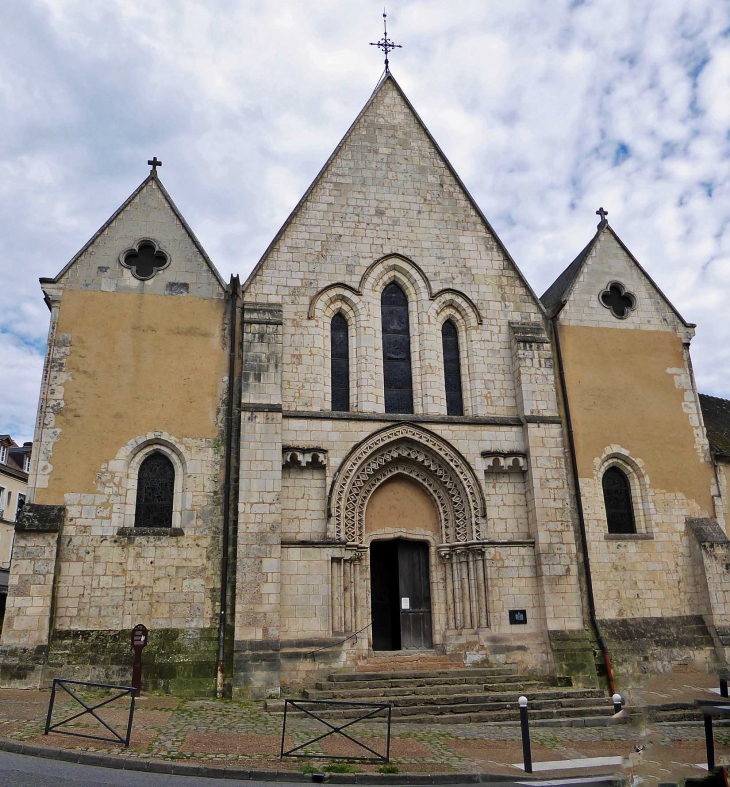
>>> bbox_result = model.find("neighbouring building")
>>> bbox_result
[0,436,31,632]
[2,73,730,698]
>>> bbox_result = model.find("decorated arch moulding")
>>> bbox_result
[593,445,654,534]
[308,253,482,324]
[108,431,189,481]
[328,422,486,545]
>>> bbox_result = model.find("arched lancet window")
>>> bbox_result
[381,282,413,414]
[135,452,174,528]
[442,320,464,416]
[331,313,350,412]
[602,466,636,534]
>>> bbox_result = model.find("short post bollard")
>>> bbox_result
[705,713,716,771]
[612,693,623,714]
[519,695,532,774]
[131,623,148,698]
[720,677,728,699]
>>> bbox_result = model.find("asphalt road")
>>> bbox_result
[0,750,618,787]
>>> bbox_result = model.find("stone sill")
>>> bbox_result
[604,533,654,541]
[116,527,184,539]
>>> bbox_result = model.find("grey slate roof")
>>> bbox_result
[540,230,600,316]
[540,223,693,327]
[700,393,730,457]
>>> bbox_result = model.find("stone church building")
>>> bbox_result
[3,74,730,699]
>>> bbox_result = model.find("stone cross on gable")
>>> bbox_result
[148,157,162,174]
[596,206,608,228]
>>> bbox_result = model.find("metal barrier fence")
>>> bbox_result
[44,678,137,747]
[280,698,392,763]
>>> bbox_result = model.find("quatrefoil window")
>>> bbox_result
[600,281,636,320]
[119,239,170,281]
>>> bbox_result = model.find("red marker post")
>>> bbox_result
[131,623,148,697]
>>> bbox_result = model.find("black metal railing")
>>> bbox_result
[280,698,392,763]
[44,678,137,747]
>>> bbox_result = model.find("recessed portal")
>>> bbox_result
[370,539,433,651]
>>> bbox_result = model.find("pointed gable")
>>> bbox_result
[45,174,227,298]
[542,223,692,332]
[243,73,543,317]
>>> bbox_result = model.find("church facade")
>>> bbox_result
[2,74,730,699]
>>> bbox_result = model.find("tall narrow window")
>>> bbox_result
[602,466,636,534]
[135,452,174,528]
[331,313,350,412]
[381,282,413,414]
[442,320,464,416]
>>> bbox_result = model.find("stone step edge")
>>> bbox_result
[308,688,605,701]
[267,705,617,720]
[0,736,549,784]
[330,669,519,682]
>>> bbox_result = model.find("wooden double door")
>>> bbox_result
[370,539,433,650]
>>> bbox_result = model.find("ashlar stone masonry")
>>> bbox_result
[2,74,730,697]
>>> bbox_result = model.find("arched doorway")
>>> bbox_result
[370,539,432,650]
[366,474,436,650]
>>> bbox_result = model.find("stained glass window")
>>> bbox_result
[135,452,174,528]
[331,313,350,412]
[381,283,413,414]
[602,466,636,534]
[442,320,464,416]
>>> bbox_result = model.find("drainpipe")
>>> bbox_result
[217,277,239,698]
[551,316,615,696]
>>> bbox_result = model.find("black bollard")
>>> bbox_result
[519,696,532,774]
[720,678,728,699]
[705,714,716,771]
[613,693,623,714]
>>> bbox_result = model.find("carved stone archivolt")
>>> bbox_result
[329,423,486,544]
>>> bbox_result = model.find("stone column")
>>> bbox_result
[233,304,283,700]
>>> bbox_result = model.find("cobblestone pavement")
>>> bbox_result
[1,687,728,781]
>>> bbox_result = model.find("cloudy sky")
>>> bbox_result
[2,0,730,444]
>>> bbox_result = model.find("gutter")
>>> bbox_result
[217,277,239,698]
[551,316,616,696]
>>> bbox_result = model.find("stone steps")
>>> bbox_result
[270,660,619,727]
[269,692,607,714]
[308,682,558,700]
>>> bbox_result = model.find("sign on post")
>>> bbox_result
[131,623,148,697]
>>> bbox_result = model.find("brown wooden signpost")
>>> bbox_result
[131,623,148,697]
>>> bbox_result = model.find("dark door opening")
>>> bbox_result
[370,539,433,651]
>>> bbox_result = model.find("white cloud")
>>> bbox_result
[1,0,730,442]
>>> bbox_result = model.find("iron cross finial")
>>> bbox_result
[596,206,608,228]
[370,9,402,73]
[148,157,162,174]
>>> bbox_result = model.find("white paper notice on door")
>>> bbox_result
[401,597,410,610]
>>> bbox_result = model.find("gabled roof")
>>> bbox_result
[541,222,693,327]
[43,173,227,291]
[241,72,544,313]
[700,393,730,457]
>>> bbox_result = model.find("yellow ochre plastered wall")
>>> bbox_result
[4,287,232,638]
[560,323,716,619]
[36,289,228,503]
